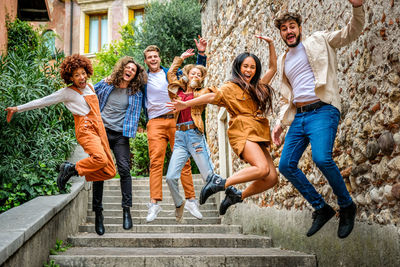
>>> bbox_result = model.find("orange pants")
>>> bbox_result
[147,117,195,201]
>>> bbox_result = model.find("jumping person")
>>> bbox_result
[168,37,278,215]
[165,48,214,222]
[5,54,116,236]
[94,56,147,230]
[272,0,364,238]
[143,36,207,222]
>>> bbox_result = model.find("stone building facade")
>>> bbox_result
[201,0,400,265]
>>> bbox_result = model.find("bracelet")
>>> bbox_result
[198,50,205,53]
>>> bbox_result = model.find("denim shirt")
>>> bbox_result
[95,79,143,138]
[142,54,207,120]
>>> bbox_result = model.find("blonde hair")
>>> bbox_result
[181,64,207,89]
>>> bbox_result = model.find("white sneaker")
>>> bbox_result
[185,199,203,219]
[146,203,162,222]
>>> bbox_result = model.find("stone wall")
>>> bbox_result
[202,0,400,226]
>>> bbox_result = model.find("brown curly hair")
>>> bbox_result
[59,54,93,85]
[274,12,302,30]
[109,56,148,95]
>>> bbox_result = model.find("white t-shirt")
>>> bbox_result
[17,84,94,116]
[146,70,171,119]
[284,42,320,104]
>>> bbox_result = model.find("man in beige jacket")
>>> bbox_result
[273,0,364,238]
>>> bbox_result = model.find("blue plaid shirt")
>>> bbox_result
[95,79,143,138]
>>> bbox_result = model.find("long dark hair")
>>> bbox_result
[230,53,273,112]
[109,56,147,95]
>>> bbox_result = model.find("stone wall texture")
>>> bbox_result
[201,0,400,226]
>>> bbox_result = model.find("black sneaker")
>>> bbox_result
[338,202,356,239]
[56,161,78,191]
[199,173,226,205]
[306,204,336,237]
[219,186,243,215]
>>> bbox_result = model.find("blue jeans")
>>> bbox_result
[279,104,352,210]
[166,121,214,207]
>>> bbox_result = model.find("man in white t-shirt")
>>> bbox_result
[272,0,364,238]
[143,38,207,222]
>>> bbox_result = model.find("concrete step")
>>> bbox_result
[104,177,205,186]
[78,224,242,234]
[50,247,317,267]
[87,209,219,217]
[86,216,221,225]
[100,189,204,196]
[88,196,216,204]
[88,202,217,210]
[67,233,272,248]
[106,185,204,191]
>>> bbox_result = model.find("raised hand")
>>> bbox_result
[180,49,195,60]
[255,35,274,44]
[194,35,207,53]
[348,0,363,8]
[166,100,187,112]
[5,107,18,123]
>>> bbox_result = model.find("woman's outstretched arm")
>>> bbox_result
[167,92,216,112]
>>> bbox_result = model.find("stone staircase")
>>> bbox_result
[50,175,316,266]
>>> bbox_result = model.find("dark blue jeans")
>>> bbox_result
[278,104,352,210]
[92,128,132,211]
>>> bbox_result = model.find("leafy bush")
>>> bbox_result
[132,0,202,66]
[0,19,75,213]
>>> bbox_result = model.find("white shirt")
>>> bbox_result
[17,84,94,116]
[146,70,171,119]
[284,42,320,104]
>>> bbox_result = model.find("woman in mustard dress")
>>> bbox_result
[168,36,278,215]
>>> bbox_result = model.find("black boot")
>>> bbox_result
[219,186,243,215]
[338,202,356,239]
[306,204,336,237]
[95,210,105,235]
[199,173,226,205]
[123,207,133,230]
[57,161,78,191]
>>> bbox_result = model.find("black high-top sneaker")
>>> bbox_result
[219,186,243,215]
[337,202,357,238]
[95,210,105,235]
[56,161,78,191]
[123,207,133,230]
[199,173,226,205]
[306,204,336,237]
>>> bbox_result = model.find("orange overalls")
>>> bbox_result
[70,85,116,181]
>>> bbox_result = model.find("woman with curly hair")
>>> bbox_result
[168,36,278,215]
[94,56,147,230]
[5,54,116,235]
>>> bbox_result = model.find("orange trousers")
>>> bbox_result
[147,117,195,201]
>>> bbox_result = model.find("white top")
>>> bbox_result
[146,70,171,119]
[17,84,95,116]
[284,42,319,104]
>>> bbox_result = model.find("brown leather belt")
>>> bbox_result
[154,113,174,119]
[176,123,196,131]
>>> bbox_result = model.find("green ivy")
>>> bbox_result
[0,19,75,213]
